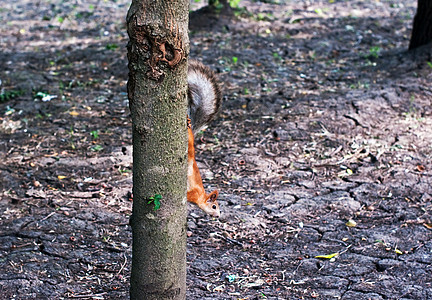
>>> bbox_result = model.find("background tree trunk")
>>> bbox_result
[409,0,432,50]
[126,0,189,299]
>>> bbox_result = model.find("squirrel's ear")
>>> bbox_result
[208,190,218,202]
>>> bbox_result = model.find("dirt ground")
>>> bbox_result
[1,0,432,299]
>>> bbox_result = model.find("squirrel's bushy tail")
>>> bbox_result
[187,60,222,135]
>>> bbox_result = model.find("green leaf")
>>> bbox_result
[148,194,162,211]
[36,91,49,98]
[345,219,357,227]
[106,43,119,50]
[427,61,432,69]
[314,8,323,15]
[229,0,241,8]
[90,130,99,139]
[369,46,381,58]
[0,89,22,102]
[315,252,339,259]
[91,145,103,152]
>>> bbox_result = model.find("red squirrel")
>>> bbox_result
[186,60,222,217]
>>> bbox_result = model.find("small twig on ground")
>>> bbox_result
[68,292,107,298]
[117,252,128,275]
[40,211,56,222]
[214,233,243,247]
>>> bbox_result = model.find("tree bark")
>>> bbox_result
[126,0,189,299]
[409,0,432,50]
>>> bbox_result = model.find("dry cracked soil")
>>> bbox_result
[0,0,432,299]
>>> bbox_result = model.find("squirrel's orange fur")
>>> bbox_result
[186,123,220,217]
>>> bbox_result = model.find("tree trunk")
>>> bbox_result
[409,0,432,50]
[126,0,189,299]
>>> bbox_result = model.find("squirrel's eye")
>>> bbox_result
[212,205,217,210]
